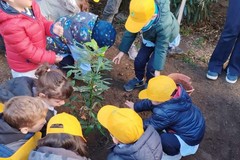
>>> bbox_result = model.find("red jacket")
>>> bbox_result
[0,0,56,72]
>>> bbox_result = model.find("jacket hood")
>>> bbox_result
[29,146,90,160]
[113,125,162,160]
[160,85,192,112]
[0,0,20,24]
[0,113,26,144]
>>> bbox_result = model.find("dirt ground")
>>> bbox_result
[0,0,240,160]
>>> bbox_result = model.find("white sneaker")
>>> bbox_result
[128,44,138,60]
[161,152,182,160]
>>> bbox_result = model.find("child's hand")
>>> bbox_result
[77,0,89,12]
[53,22,64,37]
[125,100,134,110]
[113,52,124,64]
[55,55,63,63]
[154,70,161,77]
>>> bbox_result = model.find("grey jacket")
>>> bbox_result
[108,126,162,160]
[0,113,26,145]
[29,146,91,160]
[36,0,80,21]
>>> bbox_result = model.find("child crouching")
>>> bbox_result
[29,112,90,160]
[125,76,205,158]
[97,105,162,160]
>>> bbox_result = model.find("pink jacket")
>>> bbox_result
[0,0,56,72]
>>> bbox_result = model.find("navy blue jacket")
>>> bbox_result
[0,77,35,103]
[108,126,162,160]
[134,85,205,146]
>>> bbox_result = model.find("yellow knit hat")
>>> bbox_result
[97,105,144,144]
[139,76,177,102]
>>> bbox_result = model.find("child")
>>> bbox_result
[0,63,73,135]
[112,0,180,91]
[0,96,48,157]
[36,0,89,21]
[97,105,163,160]
[46,12,116,73]
[35,64,74,136]
[0,0,64,78]
[125,76,205,158]
[29,112,90,160]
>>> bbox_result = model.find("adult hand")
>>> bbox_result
[154,70,161,77]
[55,55,63,63]
[125,100,134,110]
[113,52,124,64]
[53,22,64,37]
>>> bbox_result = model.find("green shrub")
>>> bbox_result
[171,0,218,23]
[67,40,112,135]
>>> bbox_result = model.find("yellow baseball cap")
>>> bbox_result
[47,112,86,141]
[0,103,4,113]
[97,105,144,144]
[139,76,177,102]
[125,0,155,33]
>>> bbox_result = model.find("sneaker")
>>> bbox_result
[167,46,184,55]
[226,74,238,84]
[206,70,218,80]
[124,77,144,92]
[128,44,138,60]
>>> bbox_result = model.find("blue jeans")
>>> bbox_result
[134,43,155,82]
[208,0,240,76]
[102,0,122,23]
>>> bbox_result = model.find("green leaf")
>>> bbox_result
[84,124,95,135]
[96,123,107,136]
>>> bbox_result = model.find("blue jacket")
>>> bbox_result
[108,126,162,160]
[134,85,205,146]
[0,77,35,103]
[47,12,98,55]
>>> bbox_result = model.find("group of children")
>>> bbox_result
[0,73,205,159]
[0,0,206,159]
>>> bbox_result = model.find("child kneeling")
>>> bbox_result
[29,112,89,159]
[125,76,206,158]
[97,105,163,160]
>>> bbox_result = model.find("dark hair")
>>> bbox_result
[37,133,88,157]
[35,63,73,100]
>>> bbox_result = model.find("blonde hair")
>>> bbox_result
[3,96,48,129]
[35,63,73,100]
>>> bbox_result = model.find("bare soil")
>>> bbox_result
[0,0,239,159]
